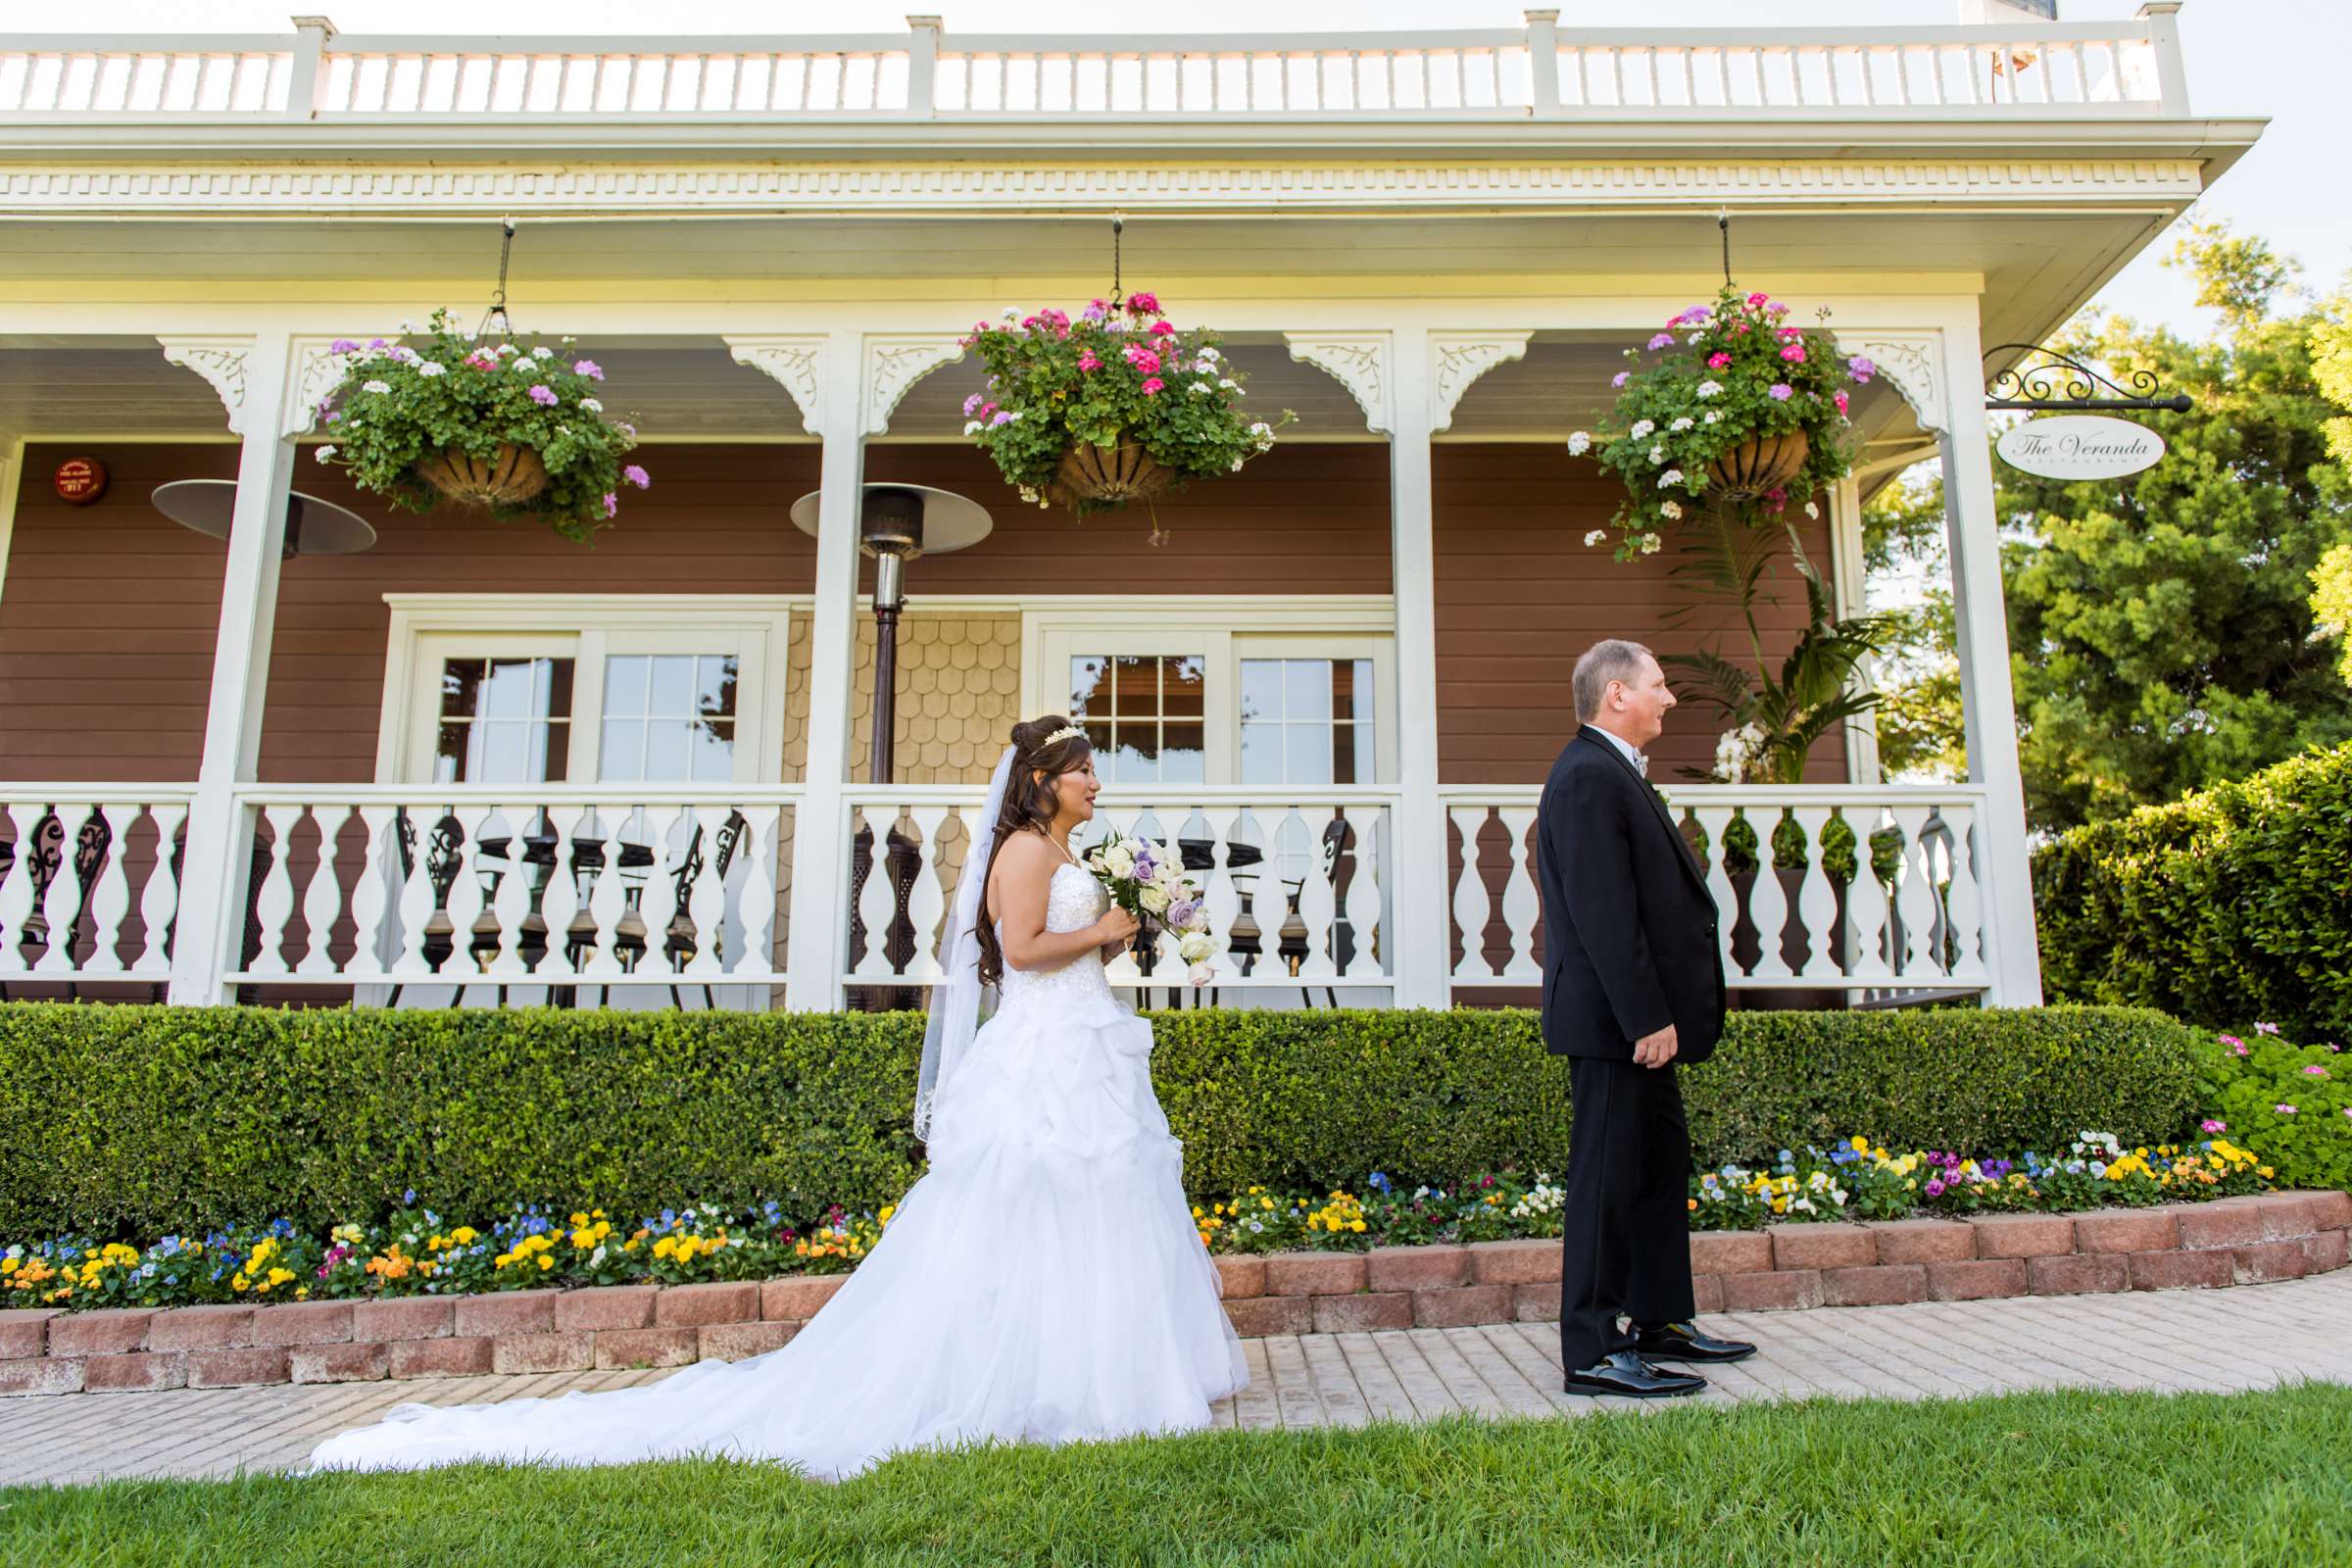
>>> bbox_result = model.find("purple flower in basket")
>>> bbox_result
[622,465,651,490]
[571,359,605,381]
[527,385,559,407]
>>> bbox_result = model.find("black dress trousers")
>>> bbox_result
[1557,1054,1697,1371]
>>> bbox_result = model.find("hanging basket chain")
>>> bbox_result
[1719,209,1733,289]
[478,217,517,339]
[1108,210,1124,312]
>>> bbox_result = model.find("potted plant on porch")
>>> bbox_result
[959,291,1289,543]
[1569,285,1875,558]
[312,309,648,542]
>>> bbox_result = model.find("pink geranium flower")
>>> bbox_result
[2276,1103,2298,1115]
[1780,344,1806,364]
[2200,1119,2227,1133]
[601,492,618,518]
[621,465,651,489]
[1833,389,1850,416]
[1707,353,1732,369]
[1149,319,1175,337]
[1141,377,1165,396]
[1126,290,1159,314]
[1745,291,1770,308]
[527,385,559,407]
[1077,350,1102,372]
[1768,383,1793,401]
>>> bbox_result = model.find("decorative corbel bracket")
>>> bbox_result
[1831,329,1948,439]
[861,334,966,438]
[1283,331,1394,436]
[159,336,257,435]
[723,334,826,434]
[1429,331,1533,434]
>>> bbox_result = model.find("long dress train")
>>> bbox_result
[306,861,1246,1481]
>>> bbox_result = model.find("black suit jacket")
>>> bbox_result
[1535,725,1728,1062]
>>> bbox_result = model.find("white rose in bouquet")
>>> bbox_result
[1100,843,1135,879]
[1139,883,1173,915]
[1177,930,1217,965]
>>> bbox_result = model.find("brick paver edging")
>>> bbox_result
[4,1191,2345,1397]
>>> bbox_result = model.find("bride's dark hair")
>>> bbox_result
[973,716,1095,988]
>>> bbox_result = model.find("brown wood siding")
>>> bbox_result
[0,443,233,781]
[257,444,823,785]
[858,442,1393,595]
[5,440,1846,790]
[1434,443,1849,786]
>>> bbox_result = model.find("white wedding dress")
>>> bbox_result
[307,861,1247,1481]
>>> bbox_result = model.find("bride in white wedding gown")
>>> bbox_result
[308,717,1247,1481]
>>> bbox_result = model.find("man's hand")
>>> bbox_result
[1632,1021,1679,1069]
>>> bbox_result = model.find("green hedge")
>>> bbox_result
[2034,742,2352,1045]
[0,1002,2203,1241]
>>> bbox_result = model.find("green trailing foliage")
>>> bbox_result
[0,1002,2202,1242]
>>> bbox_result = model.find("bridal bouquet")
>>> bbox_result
[1082,834,1218,986]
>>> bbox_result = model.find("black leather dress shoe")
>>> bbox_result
[1633,1320,1757,1364]
[1563,1351,1706,1398]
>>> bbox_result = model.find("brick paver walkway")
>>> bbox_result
[7,1271,2349,1489]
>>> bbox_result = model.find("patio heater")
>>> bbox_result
[788,483,993,783]
[150,478,377,558]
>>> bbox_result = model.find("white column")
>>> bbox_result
[0,434,22,611]
[2138,2,2189,116]
[781,331,868,1011]
[1827,475,1883,784]
[1936,314,2042,1005]
[163,331,297,1004]
[1386,330,1450,1010]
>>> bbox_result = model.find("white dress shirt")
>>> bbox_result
[1592,724,1648,778]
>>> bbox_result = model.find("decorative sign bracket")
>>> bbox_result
[1983,344,2191,414]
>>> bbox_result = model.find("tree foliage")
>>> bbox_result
[1865,222,2352,827]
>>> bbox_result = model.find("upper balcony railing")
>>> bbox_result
[0,9,2192,126]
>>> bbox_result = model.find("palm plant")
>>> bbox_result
[1665,513,1900,786]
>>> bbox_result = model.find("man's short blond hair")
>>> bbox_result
[1573,639,1656,724]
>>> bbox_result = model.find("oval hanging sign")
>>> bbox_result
[1996,415,2166,480]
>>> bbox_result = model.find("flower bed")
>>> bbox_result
[4,1192,2343,1398]
[2197,1024,2352,1192]
[0,1133,2279,1317]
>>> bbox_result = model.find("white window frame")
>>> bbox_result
[376,594,793,787]
[1021,597,1397,786]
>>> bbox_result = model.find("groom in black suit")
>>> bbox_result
[1539,639,1754,1397]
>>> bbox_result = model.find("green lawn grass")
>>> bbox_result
[5,1386,2347,1567]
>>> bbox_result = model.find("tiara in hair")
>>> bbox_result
[1043,724,1086,747]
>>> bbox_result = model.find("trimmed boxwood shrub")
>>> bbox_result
[2035,741,2352,1045]
[0,1002,2201,1240]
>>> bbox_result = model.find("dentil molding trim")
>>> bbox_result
[0,158,2210,218]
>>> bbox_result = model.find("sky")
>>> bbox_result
[73,0,2352,337]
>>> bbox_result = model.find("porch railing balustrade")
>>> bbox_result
[0,779,1994,1005]
[0,13,2188,123]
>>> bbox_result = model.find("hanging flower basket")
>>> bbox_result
[1048,437,1174,510]
[1708,428,1812,500]
[310,310,649,543]
[959,291,1292,538]
[415,442,550,508]
[1567,285,1876,560]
